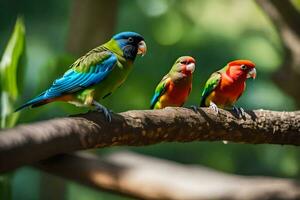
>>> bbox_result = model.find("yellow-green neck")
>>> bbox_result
[104,39,123,57]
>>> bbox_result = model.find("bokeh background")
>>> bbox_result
[1,0,300,199]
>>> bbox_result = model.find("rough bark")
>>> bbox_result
[0,107,300,172]
[36,151,300,200]
[66,0,118,56]
[255,0,300,105]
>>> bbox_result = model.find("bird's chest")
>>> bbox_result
[219,78,244,95]
[213,77,245,106]
[163,78,191,105]
[94,61,133,99]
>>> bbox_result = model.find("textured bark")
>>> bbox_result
[66,0,118,56]
[256,0,300,105]
[0,107,300,172]
[36,151,300,200]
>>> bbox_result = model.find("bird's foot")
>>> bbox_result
[93,101,112,122]
[190,105,198,113]
[209,102,219,114]
[232,106,245,118]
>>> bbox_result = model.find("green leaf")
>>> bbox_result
[0,17,26,128]
[0,174,12,200]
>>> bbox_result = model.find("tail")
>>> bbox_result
[150,103,155,109]
[150,93,160,109]
[200,96,206,107]
[15,92,50,112]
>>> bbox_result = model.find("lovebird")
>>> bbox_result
[150,56,196,109]
[200,60,256,117]
[16,32,147,121]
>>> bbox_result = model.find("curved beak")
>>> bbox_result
[247,68,256,79]
[186,63,196,73]
[137,40,147,57]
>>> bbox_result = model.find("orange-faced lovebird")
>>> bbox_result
[200,60,256,117]
[150,56,196,109]
[16,32,147,121]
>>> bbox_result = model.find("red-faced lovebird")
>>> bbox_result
[150,56,196,109]
[200,60,256,117]
[16,32,147,121]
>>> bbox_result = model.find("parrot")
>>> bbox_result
[16,31,147,121]
[199,59,256,117]
[150,56,196,109]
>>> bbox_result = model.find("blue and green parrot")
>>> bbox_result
[16,32,147,121]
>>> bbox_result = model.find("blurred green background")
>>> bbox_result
[0,0,299,199]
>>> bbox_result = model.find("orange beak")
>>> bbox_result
[137,40,147,57]
[247,68,256,79]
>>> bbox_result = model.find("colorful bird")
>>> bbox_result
[150,56,196,109]
[200,60,256,117]
[16,32,147,121]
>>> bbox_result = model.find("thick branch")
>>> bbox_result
[0,108,300,172]
[37,152,300,200]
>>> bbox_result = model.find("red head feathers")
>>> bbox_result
[227,59,256,80]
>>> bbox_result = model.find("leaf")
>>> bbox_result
[0,174,12,200]
[0,17,26,128]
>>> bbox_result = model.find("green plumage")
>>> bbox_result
[72,41,133,106]
[200,65,228,107]
[16,32,146,121]
[150,56,195,109]
[200,72,221,107]
[150,75,169,109]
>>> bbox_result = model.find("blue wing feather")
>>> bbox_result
[15,52,117,111]
[150,76,170,109]
[150,92,161,109]
[44,53,117,98]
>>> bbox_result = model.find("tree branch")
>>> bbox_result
[255,0,300,105]
[36,151,300,200]
[0,108,300,172]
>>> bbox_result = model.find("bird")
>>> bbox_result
[200,59,256,117]
[16,31,147,121]
[150,56,195,109]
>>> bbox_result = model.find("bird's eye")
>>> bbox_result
[241,65,247,70]
[128,37,134,42]
[180,61,187,65]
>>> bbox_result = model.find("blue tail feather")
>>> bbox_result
[15,93,47,112]
[150,93,160,109]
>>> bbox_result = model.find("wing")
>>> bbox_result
[150,75,171,109]
[44,48,117,99]
[200,72,221,107]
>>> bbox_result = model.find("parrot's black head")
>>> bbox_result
[112,32,147,60]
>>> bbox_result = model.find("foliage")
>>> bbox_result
[0,0,299,200]
[0,17,26,200]
[0,17,26,128]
